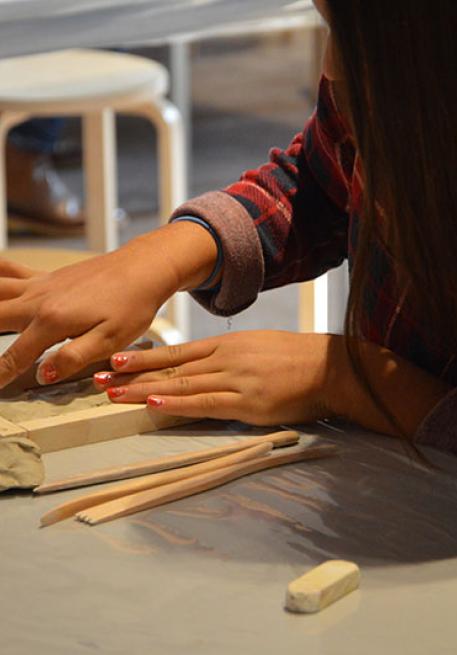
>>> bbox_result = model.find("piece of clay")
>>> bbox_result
[0,436,44,491]
[285,560,360,613]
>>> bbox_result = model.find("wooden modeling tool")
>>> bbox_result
[35,430,300,494]
[40,441,274,526]
[75,444,338,526]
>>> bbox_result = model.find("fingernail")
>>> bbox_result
[112,354,129,369]
[107,387,127,400]
[39,364,58,385]
[94,372,113,386]
[147,396,165,408]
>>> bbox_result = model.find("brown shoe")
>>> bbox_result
[7,143,129,237]
[7,142,86,237]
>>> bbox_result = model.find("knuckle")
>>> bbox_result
[56,346,86,370]
[0,348,22,375]
[203,394,217,413]
[36,302,63,327]
[164,366,179,379]
[166,344,183,366]
[138,383,151,398]
[99,332,117,354]
[177,376,191,394]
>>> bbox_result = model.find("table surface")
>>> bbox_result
[0,0,314,59]
[2,417,457,655]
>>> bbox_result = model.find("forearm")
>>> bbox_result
[326,335,451,438]
[123,221,220,300]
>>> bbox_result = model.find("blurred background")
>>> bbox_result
[8,25,323,339]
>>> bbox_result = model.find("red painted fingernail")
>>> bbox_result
[107,387,127,399]
[94,372,113,386]
[112,354,129,369]
[42,364,58,384]
[147,396,165,408]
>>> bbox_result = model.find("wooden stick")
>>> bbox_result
[76,444,338,526]
[40,442,273,527]
[35,430,299,494]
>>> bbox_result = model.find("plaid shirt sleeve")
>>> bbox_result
[171,77,354,316]
[224,76,352,291]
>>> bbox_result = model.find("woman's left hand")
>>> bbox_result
[94,330,340,426]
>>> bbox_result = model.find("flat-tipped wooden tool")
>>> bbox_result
[75,444,338,526]
[40,441,274,527]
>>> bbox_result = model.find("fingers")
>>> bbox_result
[0,298,33,333]
[99,372,230,403]
[0,259,40,279]
[146,392,240,420]
[37,326,119,384]
[0,326,56,388]
[0,278,27,301]
[110,339,218,374]
[93,357,221,390]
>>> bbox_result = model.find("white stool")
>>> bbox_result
[0,49,189,342]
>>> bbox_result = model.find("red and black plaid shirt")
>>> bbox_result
[224,76,455,384]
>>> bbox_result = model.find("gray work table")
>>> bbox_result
[2,419,457,654]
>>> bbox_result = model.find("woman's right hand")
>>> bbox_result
[0,222,218,388]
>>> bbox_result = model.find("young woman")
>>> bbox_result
[0,1,455,452]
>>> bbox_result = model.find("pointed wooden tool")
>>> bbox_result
[76,444,338,526]
[40,441,274,527]
[35,430,300,494]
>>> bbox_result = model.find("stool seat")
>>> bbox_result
[0,49,168,110]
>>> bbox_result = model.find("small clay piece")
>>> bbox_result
[285,560,361,613]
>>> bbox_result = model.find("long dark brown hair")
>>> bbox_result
[325,0,457,439]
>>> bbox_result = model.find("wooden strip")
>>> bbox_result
[76,444,338,525]
[40,441,273,527]
[0,414,27,439]
[20,405,193,454]
[35,430,299,493]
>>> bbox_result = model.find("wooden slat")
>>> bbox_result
[17,405,193,453]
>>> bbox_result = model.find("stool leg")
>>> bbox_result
[133,98,189,342]
[83,109,118,252]
[0,111,30,250]
[136,97,187,216]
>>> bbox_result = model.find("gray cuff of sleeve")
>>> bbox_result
[171,191,264,316]
[414,387,457,455]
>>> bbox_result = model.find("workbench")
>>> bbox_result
[2,418,457,654]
